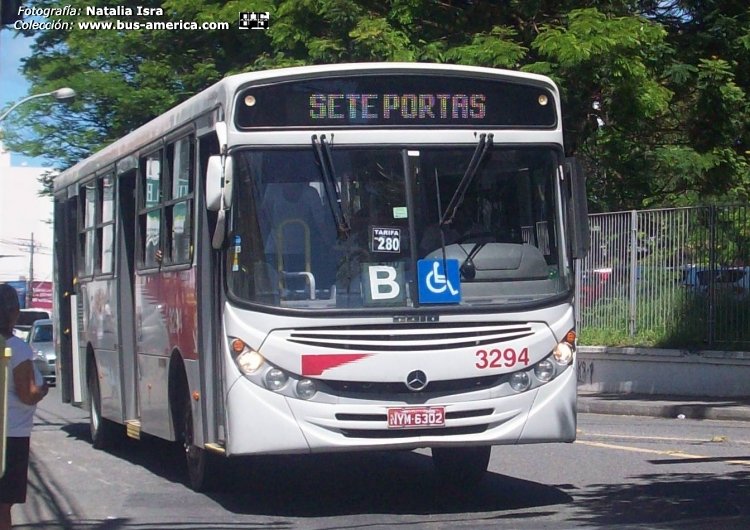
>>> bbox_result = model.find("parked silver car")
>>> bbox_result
[28,318,56,384]
[14,308,51,341]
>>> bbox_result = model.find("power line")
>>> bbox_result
[0,232,53,305]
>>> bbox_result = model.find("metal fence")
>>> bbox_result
[575,205,750,349]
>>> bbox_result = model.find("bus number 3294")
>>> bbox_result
[475,347,530,369]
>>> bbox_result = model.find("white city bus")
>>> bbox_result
[53,62,589,490]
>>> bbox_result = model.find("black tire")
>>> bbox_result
[179,384,220,492]
[432,446,491,486]
[88,364,121,449]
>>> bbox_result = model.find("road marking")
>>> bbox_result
[578,431,750,445]
[576,440,750,466]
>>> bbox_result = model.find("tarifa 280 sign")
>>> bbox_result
[235,74,556,129]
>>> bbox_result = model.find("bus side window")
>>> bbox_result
[198,131,220,235]
[138,150,164,269]
[199,133,220,195]
[77,174,115,277]
[100,174,115,274]
[166,136,195,264]
[78,180,97,277]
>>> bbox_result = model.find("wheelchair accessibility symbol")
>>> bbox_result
[418,259,461,304]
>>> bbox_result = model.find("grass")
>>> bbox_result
[578,277,750,350]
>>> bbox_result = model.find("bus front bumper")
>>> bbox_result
[223,364,576,456]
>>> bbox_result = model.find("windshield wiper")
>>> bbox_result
[460,242,486,280]
[312,134,350,239]
[439,133,494,228]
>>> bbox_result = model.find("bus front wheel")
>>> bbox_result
[87,363,121,449]
[180,389,219,491]
[431,446,491,486]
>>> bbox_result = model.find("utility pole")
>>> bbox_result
[3,235,49,306]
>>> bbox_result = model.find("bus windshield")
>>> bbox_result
[227,145,570,310]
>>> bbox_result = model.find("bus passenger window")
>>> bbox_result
[143,211,162,268]
[170,202,191,262]
[79,181,97,276]
[100,175,115,274]
[78,175,115,277]
[167,136,194,264]
[139,151,163,269]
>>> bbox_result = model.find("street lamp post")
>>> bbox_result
[0,87,76,123]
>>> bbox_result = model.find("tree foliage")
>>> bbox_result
[1,0,748,211]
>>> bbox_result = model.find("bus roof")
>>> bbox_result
[53,62,559,193]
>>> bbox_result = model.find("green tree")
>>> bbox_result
[1,0,747,210]
[3,0,274,165]
[639,0,750,206]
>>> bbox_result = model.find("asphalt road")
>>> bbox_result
[12,386,750,529]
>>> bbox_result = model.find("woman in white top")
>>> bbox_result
[0,283,48,530]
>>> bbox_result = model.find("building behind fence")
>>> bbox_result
[575,205,750,350]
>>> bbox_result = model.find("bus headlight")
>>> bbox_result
[237,350,264,374]
[509,371,531,392]
[552,330,576,365]
[230,338,265,375]
[296,378,317,400]
[534,359,555,382]
[264,368,288,391]
[552,342,574,365]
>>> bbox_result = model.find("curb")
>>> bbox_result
[577,395,750,422]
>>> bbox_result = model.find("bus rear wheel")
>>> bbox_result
[431,446,491,486]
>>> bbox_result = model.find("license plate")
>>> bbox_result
[387,407,445,429]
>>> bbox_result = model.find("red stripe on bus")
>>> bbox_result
[301,354,371,376]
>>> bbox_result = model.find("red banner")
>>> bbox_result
[30,281,53,311]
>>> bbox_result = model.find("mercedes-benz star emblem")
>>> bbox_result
[405,370,428,392]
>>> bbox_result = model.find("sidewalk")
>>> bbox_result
[577,391,750,421]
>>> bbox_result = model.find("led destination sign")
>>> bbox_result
[309,93,487,121]
[235,74,556,129]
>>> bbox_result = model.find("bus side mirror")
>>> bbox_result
[206,153,233,249]
[205,155,233,211]
[565,157,590,259]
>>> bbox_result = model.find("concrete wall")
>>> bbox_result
[577,346,750,398]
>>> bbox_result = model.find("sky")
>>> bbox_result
[0,27,48,167]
